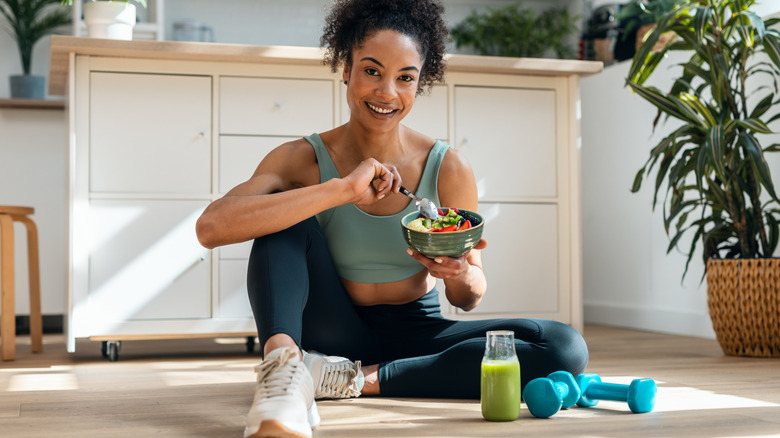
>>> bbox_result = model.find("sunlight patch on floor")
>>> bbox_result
[569,376,778,414]
[161,370,254,387]
[5,366,79,392]
[653,386,779,412]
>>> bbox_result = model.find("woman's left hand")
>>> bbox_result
[406,238,488,279]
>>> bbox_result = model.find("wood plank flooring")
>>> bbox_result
[1,325,779,437]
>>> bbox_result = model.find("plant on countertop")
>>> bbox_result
[0,0,71,75]
[627,0,780,279]
[450,2,579,59]
[617,0,679,42]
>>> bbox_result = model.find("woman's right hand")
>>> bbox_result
[343,158,400,205]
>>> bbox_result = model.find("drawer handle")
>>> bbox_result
[172,256,205,284]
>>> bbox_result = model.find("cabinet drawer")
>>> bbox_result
[87,199,211,321]
[454,86,557,200]
[469,202,560,315]
[89,72,212,194]
[405,85,449,140]
[220,77,333,136]
[219,259,254,319]
[219,136,287,194]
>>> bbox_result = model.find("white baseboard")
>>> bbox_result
[584,302,716,339]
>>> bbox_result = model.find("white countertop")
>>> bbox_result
[49,35,603,96]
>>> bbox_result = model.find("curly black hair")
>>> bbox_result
[320,0,448,95]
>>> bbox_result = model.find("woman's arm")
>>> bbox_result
[405,148,488,311]
[196,139,398,249]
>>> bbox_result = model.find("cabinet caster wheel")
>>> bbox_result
[246,336,256,353]
[105,341,121,362]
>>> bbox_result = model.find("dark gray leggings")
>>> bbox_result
[247,217,588,399]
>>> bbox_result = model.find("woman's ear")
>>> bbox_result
[342,65,350,85]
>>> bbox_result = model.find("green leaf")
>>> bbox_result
[679,60,711,84]
[627,82,689,121]
[735,118,773,134]
[749,94,774,119]
[628,4,685,84]
[766,213,779,255]
[742,11,765,40]
[632,167,646,193]
[707,178,730,210]
[740,132,779,201]
[680,92,717,127]
[694,6,712,42]
[707,125,727,179]
[763,34,780,72]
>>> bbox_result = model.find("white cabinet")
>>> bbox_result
[221,77,334,136]
[454,85,558,199]
[88,72,211,194]
[53,37,599,353]
[86,200,211,324]
[476,202,561,315]
[444,74,575,324]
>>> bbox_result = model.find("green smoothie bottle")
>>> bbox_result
[480,330,521,421]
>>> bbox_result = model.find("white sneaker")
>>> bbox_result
[303,350,363,400]
[244,347,320,438]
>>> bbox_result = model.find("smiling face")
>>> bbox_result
[343,29,424,133]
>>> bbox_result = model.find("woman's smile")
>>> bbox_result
[367,102,396,116]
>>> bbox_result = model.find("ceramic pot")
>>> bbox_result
[9,75,45,99]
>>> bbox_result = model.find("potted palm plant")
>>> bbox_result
[627,0,780,357]
[61,0,146,40]
[1,0,71,98]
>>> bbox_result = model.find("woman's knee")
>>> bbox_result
[538,320,589,375]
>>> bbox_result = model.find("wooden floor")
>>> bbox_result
[1,325,779,437]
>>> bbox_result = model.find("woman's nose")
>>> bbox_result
[375,77,397,98]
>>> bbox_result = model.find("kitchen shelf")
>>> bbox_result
[0,98,65,110]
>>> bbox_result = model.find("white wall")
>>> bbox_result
[1,30,67,317]
[162,0,572,49]
[580,7,780,338]
[0,107,67,315]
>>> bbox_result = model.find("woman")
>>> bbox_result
[196,1,588,437]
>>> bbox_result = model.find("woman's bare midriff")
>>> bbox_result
[343,268,437,306]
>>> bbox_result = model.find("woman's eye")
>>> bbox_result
[399,75,415,83]
[365,68,379,76]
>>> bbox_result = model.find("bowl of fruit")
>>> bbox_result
[401,208,484,258]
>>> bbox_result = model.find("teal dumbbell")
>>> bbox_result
[523,371,582,418]
[575,373,657,413]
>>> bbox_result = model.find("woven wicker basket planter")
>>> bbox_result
[706,259,780,357]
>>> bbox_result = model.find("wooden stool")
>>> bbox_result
[0,206,43,361]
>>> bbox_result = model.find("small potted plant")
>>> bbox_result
[0,0,71,98]
[614,0,678,60]
[627,0,780,357]
[61,0,146,40]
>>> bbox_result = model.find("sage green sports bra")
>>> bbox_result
[306,133,450,283]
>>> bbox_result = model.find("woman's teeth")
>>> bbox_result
[368,103,393,114]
